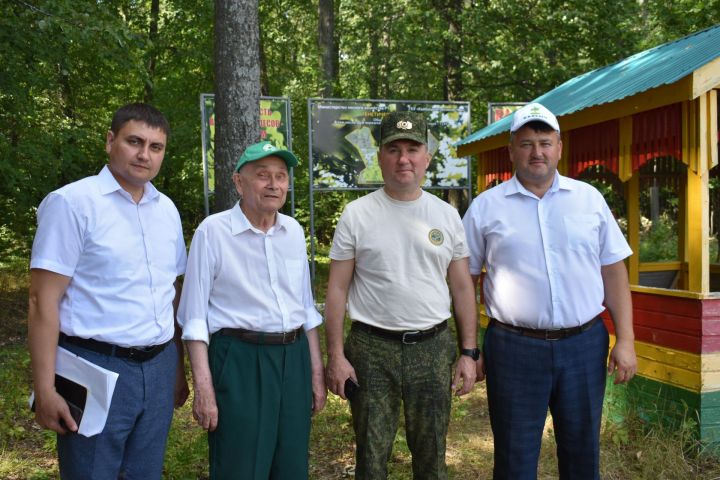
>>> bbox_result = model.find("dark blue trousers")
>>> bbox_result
[57,341,177,480]
[484,319,608,480]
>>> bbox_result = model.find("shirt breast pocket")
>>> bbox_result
[284,259,305,290]
[563,214,600,254]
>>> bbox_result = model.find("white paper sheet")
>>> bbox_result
[29,346,119,437]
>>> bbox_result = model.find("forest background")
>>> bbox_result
[2,0,720,262]
[2,1,720,478]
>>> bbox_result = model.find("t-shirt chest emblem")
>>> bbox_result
[428,228,444,246]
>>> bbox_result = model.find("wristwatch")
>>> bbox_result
[460,348,481,361]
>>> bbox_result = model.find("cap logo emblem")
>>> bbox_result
[397,120,413,130]
[263,144,276,151]
[428,229,444,246]
[530,106,542,114]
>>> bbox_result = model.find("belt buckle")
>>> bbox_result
[282,331,294,344]
[545,330,561,341]
[402,330,420,345]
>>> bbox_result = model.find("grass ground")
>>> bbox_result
[3,268,720,479]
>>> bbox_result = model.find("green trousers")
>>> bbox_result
[345,324,456,480]
[208,331,312,480]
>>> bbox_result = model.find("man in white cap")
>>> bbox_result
[462,103,637,479]
[179,141,325,479]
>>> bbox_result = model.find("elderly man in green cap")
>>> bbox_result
[324,111,480,479]
[178,141,326,479]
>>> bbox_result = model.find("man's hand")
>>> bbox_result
[312,370,327,415]
[174,362,190,408]
[34,389,77,435]
[192,383,219,431]
[476,352,486,382]
[608,338,637,384]
[326,354,358,400]
[452,355,477,396]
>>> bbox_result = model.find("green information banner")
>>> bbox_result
[308,99,471,189]
[200,94,292,215]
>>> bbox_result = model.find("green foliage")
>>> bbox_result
[639,213,679,262]
[2,0,719,256]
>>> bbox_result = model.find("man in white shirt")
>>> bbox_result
[28,103,188,479]
[179,141,325,479]
[462,103,637,479]
[324,111,479,479]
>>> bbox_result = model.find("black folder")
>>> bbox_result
[31,374,87,426]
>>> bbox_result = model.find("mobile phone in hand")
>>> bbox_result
[344,377,359,400]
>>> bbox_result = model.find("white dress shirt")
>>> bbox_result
[178,203,322,344]
[30,166,187,347]
[462,173,632,329]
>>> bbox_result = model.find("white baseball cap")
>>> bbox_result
[510,103,560,133]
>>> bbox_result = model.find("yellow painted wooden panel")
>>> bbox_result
[697,93,709,176]
[636,356,700,391]
[626,175,640,285]
[636,341,699,371]
[685,167,710,293]
[691,56,720,99]
[639,261,683,272]
[629,285,708,299]
[607,335,720,393]
[701,355,720,373]
[618,116,633,182]
[682,101,690,168]
[700,372,720,392]
[706,90,718,169]
[609,335,701,392]
[559,132,569,175]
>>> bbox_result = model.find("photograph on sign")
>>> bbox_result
[201,95,291,194]
[309,100,470,189]
[487,102,526,124]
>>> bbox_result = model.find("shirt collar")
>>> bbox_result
[230,202,287,236]
[97,165,159,202]
[505,171,571,198]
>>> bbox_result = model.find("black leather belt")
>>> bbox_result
[219,327,304,345]
[59,333,172,361]
[488,316,600,341]
[352,320,448,345]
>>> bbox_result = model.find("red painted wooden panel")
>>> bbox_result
[702,336,720,353]
[634,310,702,334]
[632,292,702,317]
[632,103,682,171]
[634,325,701,353]
[702,300,720,317]
[483,147,512,188]
[569,120,619,178]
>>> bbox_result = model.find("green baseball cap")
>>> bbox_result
[379,111,427,146]
[234,141,299,172]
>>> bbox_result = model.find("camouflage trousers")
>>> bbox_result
[345,322,457,480]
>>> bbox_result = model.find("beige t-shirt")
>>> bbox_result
[330,188,469,331]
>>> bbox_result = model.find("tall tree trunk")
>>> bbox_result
[214,0,261,211]
[368,25,379,99]
[144,0,159,103]
[438,0,463,101]
[437,0,465,209]
[318,0,337,97]
[259,21,269,95]
[367,5,391,99]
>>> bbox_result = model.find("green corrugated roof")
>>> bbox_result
[458,23,720,146]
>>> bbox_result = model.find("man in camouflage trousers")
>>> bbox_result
[324,111,481,479]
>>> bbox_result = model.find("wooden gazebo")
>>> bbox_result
[458,25,720,444]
